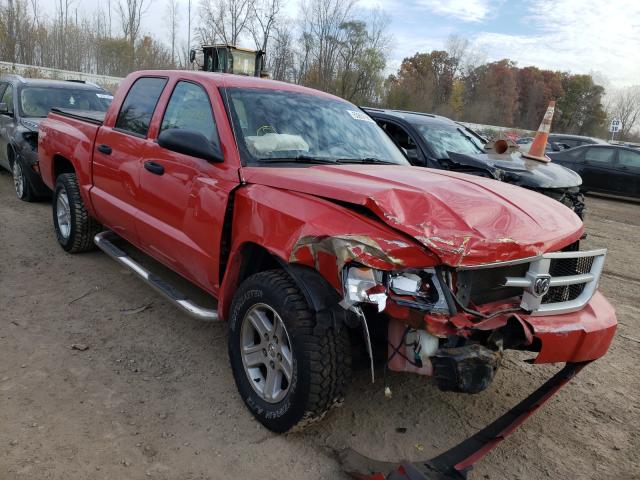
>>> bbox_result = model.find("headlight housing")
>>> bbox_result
[342,266,449,313]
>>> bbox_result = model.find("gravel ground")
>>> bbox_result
[1,169,638,480]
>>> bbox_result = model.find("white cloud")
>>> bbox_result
[472,0,640,86]
[415,0,493,22]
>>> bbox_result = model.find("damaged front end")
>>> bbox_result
[338,242,612,396]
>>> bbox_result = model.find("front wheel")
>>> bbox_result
[53,173,102,253]
[228,270,351,432]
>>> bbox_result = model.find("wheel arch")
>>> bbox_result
[219,241,348,330]
[6,142,16,166]
[52,154,76,180]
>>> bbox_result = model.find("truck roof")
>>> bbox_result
[125,70,344,102]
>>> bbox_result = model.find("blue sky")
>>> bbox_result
[37,0,640,87]
[357,0,640,87]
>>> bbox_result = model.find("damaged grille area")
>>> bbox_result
[456,248,606,316]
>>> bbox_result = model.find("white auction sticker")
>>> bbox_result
[97,93,114,99]
[347,110,375,123]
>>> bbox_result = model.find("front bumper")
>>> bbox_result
[387,289,616,366]
[524,290,617,363]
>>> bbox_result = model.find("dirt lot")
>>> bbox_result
[1,169,638,480]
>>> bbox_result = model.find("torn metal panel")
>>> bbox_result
[242,165,584,268]
[291,234,403,272]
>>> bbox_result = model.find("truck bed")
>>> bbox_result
[50,108,105,125]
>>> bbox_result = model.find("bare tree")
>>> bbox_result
[250,0,280,52]
[165,0,181,66]
[198,0,255,46]
[298,0,356,91]
[117,0,149,50]
[607,86,640,140]
[267,23,294,81]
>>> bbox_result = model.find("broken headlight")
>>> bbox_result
[343,267,387,311]
[342,266,449,313]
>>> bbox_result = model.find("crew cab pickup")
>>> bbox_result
[38,71,617,439]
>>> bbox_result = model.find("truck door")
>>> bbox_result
[136,79,238,295]
[91,76,168,245]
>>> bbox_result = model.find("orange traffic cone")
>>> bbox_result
[522,101,555,162]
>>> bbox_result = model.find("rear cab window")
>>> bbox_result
[115,77,167,137]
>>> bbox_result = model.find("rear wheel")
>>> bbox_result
[228,269,351,432]
[53,173,102,253]
[12,156,35,202]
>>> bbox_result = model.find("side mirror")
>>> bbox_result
[0,102,9,115]
[158,129,224,163]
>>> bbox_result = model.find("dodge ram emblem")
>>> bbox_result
[533,275,551,297]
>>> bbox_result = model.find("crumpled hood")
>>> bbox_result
[447,151,582,189]
[242,165,584,267]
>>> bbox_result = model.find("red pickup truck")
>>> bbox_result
[38,71,616,443]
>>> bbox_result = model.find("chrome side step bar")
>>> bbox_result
[94,231,219,321]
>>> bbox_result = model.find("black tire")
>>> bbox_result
[228,269,351,432]
[11,155,35,202]
[53,173,102,253]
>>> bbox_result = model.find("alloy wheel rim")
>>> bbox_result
[12,161,24,198]
[240,303,294,404]
[56,190,71,239]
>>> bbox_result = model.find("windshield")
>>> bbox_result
[231,50,257,75]
[416,123,484,159]
[223,87,408,166]
[19,87,112,118]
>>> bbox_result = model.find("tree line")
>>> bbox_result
[1,0,638,140]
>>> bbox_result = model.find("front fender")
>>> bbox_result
[217,184,439,319]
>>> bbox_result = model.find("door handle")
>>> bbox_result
[97,144,112,155]
[144,160,165,175]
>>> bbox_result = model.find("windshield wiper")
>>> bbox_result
[456,127,485,153]
[257,155,338,164]
[334,157,397,165]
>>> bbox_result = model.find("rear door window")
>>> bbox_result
[160,81,219,145]
[619,149,640,169]
[585,147,615,164]
[115,77,167,137]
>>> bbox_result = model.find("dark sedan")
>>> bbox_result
[549,144,640,198]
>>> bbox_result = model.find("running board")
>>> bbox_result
[94,231,219,321]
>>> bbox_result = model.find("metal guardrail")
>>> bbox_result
[0,61,123,88]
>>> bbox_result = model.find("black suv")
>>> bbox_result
[364,108,585,217]
[0,75,113,201]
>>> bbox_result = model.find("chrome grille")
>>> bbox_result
[504,249,606,315]
[542,256,595,304]
[456,248,606,316]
